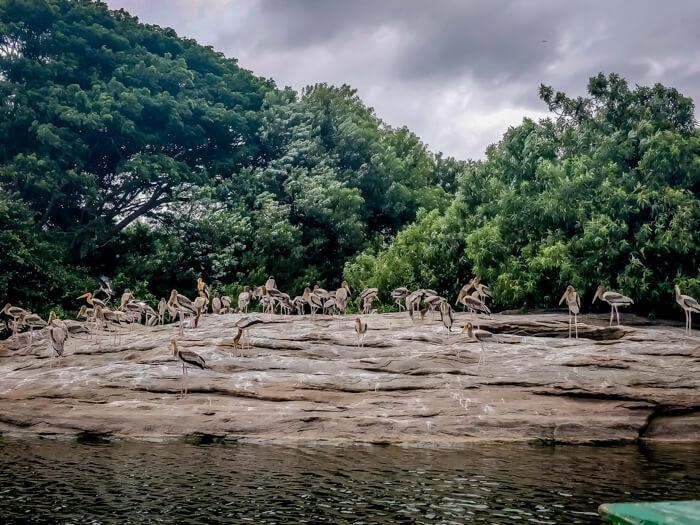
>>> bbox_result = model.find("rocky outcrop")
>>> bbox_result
[0,312,698,443]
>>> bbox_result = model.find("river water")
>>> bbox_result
[0,437,698,524]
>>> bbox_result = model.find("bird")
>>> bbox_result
[439,298,454,339]
[233,318,264,353]
[47,312,69,357]
[360,288,378,315]
[456,292,491,328]
[197,278,210,313]
[461,321,493,368]
[675,285,700,335]
[158,297,167,324]
[238,286,251,314]
[313,285,331,314]
[355,317,367,348]
[456,277,480,309]
[220,296,232,314]
[212,297,222,315]
[167,290,197,335]
[265,276,277,291]
[391,287,410,311]
[119,290,134,311]
[335,281,351,315]
[193,295,207,328]
[170,339,205,398]
[76,292,107,310]
[96,275,114,303]
[559,285,581,338]
[2,303,30,336]
[16,312,47,350]
[592,285,634,326]
[303,287,323,316]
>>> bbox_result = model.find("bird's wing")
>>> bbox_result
[683,295,700,313]
[181,350,205,369]
[606,292,634,304]
[575,293,581,308]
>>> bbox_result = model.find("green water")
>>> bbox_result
[0,437,698,523]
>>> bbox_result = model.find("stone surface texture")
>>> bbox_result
[0,311,698,443]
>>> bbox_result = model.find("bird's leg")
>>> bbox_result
[574,314,579,339]
[479,341,485,370]
[615,305,621,327]
[181,362,185,398]
[568,311,572,339]
[185,365,188,397]
[688,311,692,336]
[609,306,614,327]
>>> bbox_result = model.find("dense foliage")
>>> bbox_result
[346,74,700,317]
[0,0,456,313]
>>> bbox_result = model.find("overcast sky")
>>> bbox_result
[105,0,700,160]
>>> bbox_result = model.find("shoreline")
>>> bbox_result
[1,312,699,445]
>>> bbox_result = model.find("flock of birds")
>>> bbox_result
[2,274,699,397]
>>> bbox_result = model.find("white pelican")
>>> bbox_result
[592,285,633,326]
[675,285,700,335]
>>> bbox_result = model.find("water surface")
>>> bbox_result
[0,437,698,523]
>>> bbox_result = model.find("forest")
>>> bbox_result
[1,0,699,319]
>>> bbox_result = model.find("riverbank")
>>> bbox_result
[0,312,698,443]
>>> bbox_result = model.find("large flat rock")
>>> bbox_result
[0,312,698,443]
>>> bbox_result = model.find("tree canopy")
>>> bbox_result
[0,0,458,312]
[346,73,700,317]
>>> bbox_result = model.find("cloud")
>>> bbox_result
[105,0,700,159]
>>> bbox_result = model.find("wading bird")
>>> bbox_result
[2,303,30,336]
[158,297,167,324]
[355,317,368,348]
[220,296,232,314]
[197,278,210,313]
[212,297,222,315]
[559,285,581,338]
[360,288,378,315]
[168,290,197,335]
[461,321,493,368]
[17,312,47,350]
[335,281,351,315]
[456,291,491,328]
[592,285,634,327]
[238,286,251,314]
[47,312,69,357]
[391,287,410,311]
[675,285,700,335]
[233,318,264,353]
[120,290,134,311]
[77,292,107,310]
[439,298,454,342]
[97,275,114,303]
[170,339,205,398]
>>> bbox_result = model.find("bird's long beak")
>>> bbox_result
[559,292,567,305]
[76,293,89,300]
[592,289,599,303]
[461,323,469,333]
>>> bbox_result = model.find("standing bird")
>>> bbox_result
[461,322,493,368]
[170,339,205,398]
[17,312,47,350]
[197,278,210,313]
[439,299,454,337]
[77,292,107,310]
[220,296,232,314]
[456,292,491,328]
[193,295,207,328]
[391,287,410,311]
[335,281,351,315]
[167,290,197,335]
[559,285,581,339]
[2,303,30,336]
[233,318,264,353]
[675,285,700,335]
[265,276,277,291]
[47,312,69,357]
[304,287,323,316]
[120,289,134,311]
[212,297,222,315]
[355,317,368,348]
[237,287,251,314]
[592,285,634,327]
[158,297,167,324]
[360,288,379,315]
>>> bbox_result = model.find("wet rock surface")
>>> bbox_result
[0,312,698,443]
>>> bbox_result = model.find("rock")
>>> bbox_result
[0,312,698,444]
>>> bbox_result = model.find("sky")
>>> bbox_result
[105,0,700,160]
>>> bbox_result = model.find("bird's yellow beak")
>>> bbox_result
[592,289,600,303]
[76,293,89,300]
[559,291,567,305]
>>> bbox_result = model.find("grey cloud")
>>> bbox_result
[105,0,700,158]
